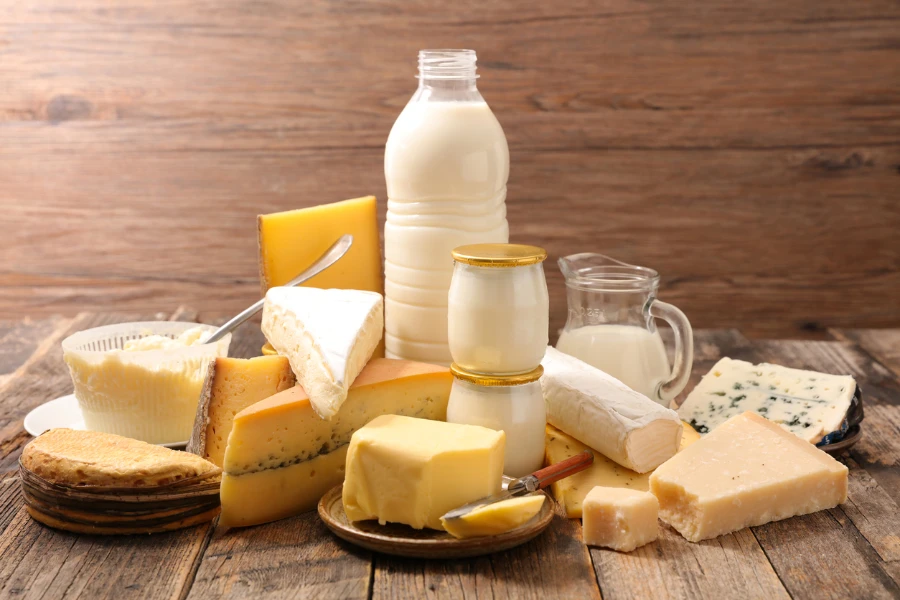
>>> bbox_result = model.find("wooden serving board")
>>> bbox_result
[317,486,554,559]
[0,312,897,599]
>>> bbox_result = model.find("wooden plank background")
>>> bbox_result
[1,0,899,338]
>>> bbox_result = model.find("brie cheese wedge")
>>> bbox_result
[261,287,384,419]
[541,347,683,473]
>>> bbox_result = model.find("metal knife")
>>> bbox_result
[441,450,594,521]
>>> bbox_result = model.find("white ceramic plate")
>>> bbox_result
[24,394,188,449]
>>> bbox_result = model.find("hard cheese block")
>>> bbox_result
[257,195,383,295]
[441,495,545,539]
[676,357,857,444]
[582,487,659,552]
[650,411,849,542]
[262,286,383,419]
[342,415,505,531]
[219,359,452,528]
[541,347,683,473]
[545,422,700,518]
[187,356,296,468]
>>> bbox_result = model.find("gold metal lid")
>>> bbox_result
[450,363,544,386]
[451,243,548,268]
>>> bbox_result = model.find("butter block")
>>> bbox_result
[582,487,659,552]
[258,195,383,296]
[219,359,451,528]
[541,347,683,473]
[676,357,858,444]
[188,356,295,467]
[342,415,505,530]
[546,422,701,518]
[262,286,383,419]
[650,411,849,542]
[441,495,545,539]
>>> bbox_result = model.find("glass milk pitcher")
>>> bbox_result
[556,253,693,406]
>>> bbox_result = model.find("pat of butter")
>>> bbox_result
[122,326,209,352]
[441,495,545,539]
[342,415,505,530]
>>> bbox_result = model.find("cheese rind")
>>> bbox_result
[219,359,452,528]
[257,195,383,296]
[545,422,701,518]
[441,495,545,539]
[188,356,295,467]
[582,487,659,552]
[650,411,849,542]
[541,347,682,473]
[261,286,384,419]
[676,357,857,444]
[342,415,505,530]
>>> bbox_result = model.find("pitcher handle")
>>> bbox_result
[647,299,693,406]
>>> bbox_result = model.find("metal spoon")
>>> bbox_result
[205,234,353,344]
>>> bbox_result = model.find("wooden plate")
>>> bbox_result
[318,485,555,559]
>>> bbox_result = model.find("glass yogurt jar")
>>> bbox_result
[448,243,549,374]
[447,364,546,477]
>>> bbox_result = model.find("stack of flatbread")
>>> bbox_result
[20,428,221,534]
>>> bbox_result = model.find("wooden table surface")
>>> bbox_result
[0,311,898,599]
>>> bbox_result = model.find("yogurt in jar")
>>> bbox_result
[446,364,546,477]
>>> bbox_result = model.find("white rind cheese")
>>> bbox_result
[676,357,856,444]
[540,347,683,474]
[261,286,384,419]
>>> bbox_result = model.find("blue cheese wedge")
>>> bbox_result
[676,357,857,444]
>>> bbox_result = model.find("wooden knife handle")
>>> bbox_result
[532,450,594,489]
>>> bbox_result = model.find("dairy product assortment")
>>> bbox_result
[31,48,865,562]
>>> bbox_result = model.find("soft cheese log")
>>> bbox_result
[582,487,659,552]
[219,359,451,528]
[261,286,384,419]
[441,495,545,539]
[676,357,857,443]
[187,356,295,467]
[545,423,701,518]
[650,411,849,542]
[541,347,682,473]
[342,415,505,530]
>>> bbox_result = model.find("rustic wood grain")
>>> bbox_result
[372,508,601,600]
[833,330,900,380]
[187,513,372,600]
[1,0,899,337]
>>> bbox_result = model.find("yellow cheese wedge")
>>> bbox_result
[342,415,505,530]
[546,422,700,518]
[257,195,383,295]
[189,356,295,468]
[219,359,452,528]
[650,411,848,542]
[441,495,545,539]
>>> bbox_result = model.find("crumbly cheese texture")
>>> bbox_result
[441,495,545,539]
[257,195,384,296]
[261,286,384,420]
[546,423,701,518]
[342,415,505,531]
[122,326,209,351]
[22,428,220,487]
[219,359,452,528]
[582,487,659,552]
[541,347,683,473]
[676,357,857,444]
[188,356,295,467]
[650,411,848,542]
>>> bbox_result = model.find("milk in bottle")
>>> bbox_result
[384,49,509,364]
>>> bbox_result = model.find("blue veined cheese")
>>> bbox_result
[676,357,858,444]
